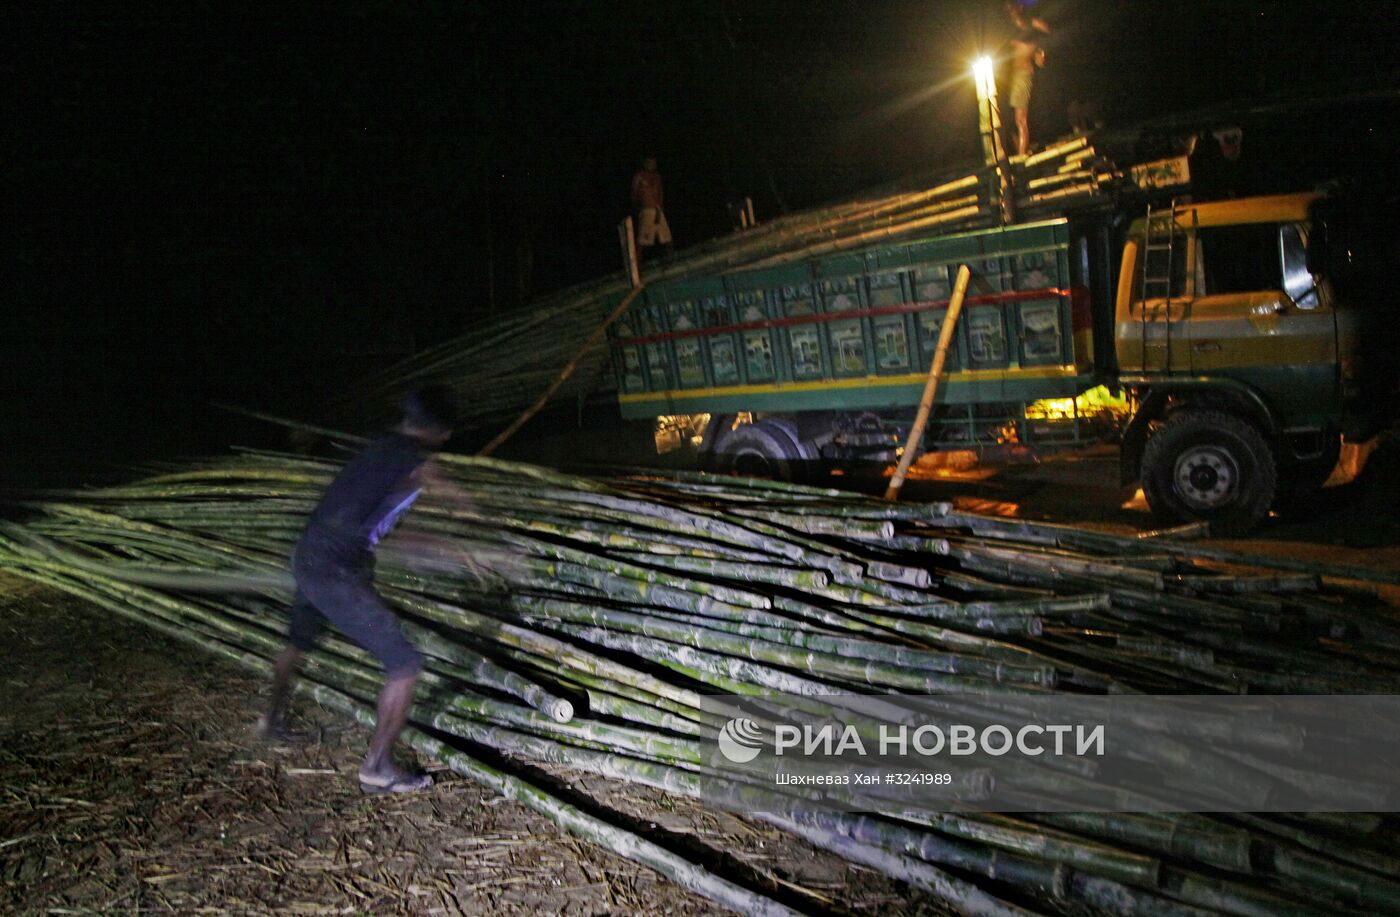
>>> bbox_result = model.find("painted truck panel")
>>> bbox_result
[610,219,1092,419]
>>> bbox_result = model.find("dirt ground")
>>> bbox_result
[0,575,952,917]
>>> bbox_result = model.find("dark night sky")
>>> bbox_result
[5,1,1399,469]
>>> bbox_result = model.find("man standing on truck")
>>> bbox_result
[260,385,475,794]
[631,155,673,259]
[1005,1,1050,157]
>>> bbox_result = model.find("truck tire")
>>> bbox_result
[1140,411,1277,536]
[722,421,811,483]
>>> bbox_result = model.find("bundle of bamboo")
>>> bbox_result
[4,443,1399,916]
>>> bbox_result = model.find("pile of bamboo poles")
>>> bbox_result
[330,141,1118,434]
[5,445,1398,916]
[1012,137,1117,215]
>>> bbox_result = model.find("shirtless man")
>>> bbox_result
[1006,2,1051,157]
[630,156,673,258]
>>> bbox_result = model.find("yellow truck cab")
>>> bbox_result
[1115,192,1358,533]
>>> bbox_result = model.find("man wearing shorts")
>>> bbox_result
[631,156,673,258]
[1006,2,1050,157]
[261,386,457,794]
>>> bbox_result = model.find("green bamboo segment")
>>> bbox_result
[862,560,934,589]
[608,549,831,590]
[941,511,1400,587]
[506,650,728,731]
[382,590,745,722]
[842,603,1047,639]
[561,682,718,738]
[1233,812,1400,880]
[730,507,896,540]
[394,622,575,722]
[509,553,774,614]
[479,487,858,573]
[1031,812,1255,874]
[883,594,1111,629]
[516,604,1011,694]
[508,591,812,634]
[889,810,1163,887]
[538,622,855,697]
[638,607,1056,687]
[755,813,1038,917]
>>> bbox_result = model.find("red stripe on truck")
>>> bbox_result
[611,288,1077,347]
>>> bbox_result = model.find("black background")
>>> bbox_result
[6,1,1398,476]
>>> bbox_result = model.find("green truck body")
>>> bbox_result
[611,219,1091,418]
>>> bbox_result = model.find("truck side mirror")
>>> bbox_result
[1304,196,1334,277]
[1281,225,1320,309]
[1305,220,1326,276]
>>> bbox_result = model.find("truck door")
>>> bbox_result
[1187,222,1338,420]
[1118,212,1193,374]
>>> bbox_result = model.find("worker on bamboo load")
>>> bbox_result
[1004,1,1051,157]
[260,385,472,794]
[630,155,673,259]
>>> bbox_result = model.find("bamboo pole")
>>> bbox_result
[885,264,972,501]
[477,283,647,457]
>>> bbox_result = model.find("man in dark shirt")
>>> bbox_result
[261,386,460,794]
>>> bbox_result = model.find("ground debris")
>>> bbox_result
[1,579,948,915]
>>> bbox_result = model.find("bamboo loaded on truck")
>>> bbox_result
[607,190,1378,535]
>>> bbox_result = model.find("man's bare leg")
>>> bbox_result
[1016,107,1031,157]
[359,671,432,792]
[258,645,305,741]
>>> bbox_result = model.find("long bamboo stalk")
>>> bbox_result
[885,264,972,501]
[478,283,647,457]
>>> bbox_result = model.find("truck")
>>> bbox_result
[606,181,1372,535]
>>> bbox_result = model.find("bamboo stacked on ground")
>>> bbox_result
[4,448,1399,916]
[330,143,1119,434]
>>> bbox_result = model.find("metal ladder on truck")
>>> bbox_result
[1139,199,1180,373]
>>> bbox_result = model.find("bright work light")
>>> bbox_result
[972,56,994,85]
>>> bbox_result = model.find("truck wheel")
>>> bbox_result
[1140,411,1276,536]
[722,421,811,483]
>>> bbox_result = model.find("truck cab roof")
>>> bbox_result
[1129,192,1322,233]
